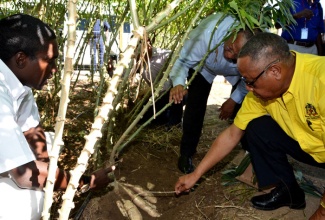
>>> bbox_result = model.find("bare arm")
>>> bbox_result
[293,9,314,20]
[9,160,49,190]
[9,160,115,191]
[23,124,48,162]
[175,124,244,194]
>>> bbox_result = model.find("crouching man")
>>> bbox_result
[0,14,114,220]
[175,32,325,219]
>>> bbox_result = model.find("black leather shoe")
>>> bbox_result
[178,155,194,174]
[251,184,306,210]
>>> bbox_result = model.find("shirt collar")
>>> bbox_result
[280,51,303,105]
[0,59,30,101]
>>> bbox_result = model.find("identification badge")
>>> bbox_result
[301,28,308,39]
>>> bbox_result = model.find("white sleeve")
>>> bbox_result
[17,89,40,132]
[0,87,35,173]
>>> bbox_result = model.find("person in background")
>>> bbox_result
[139,38,184,129]
[169,12,257,174]
[0,14,114,220]
[175,32,325,219]
[279,0,325,55]
[92,18,110,72]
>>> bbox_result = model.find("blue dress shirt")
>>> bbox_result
[169,13,247,104]
[281,0,325,42]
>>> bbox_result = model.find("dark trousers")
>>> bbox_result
[180,70,212,157]
[140,90,183,127]
[245,115,325,189]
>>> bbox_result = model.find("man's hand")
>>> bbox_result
[309,205,325,220]
[218,98,237,120]
[169,85,188,104]
[295,9,314,20]
[89,165,116,190]
[310,192,325,220]
[175,172,199,195]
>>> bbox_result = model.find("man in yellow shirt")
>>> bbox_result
[174,32,325,219]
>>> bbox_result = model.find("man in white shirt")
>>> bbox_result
[140,39,183,128]
[169,12,258,173]
[0,14,114,219]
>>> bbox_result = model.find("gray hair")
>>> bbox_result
[238,32,291,62]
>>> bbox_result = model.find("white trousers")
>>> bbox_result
[0,177,44,220]
[0,132,55,220]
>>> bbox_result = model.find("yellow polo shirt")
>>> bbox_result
[234,51,325,163]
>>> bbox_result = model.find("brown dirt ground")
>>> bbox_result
[52,77,325,220]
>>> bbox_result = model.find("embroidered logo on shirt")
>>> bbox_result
[305,103,318,131]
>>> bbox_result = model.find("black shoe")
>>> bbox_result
[178,155,194,174]
[251,184,306,210]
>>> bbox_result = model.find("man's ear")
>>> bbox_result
[15,52,28,69]
[270,65,282,80]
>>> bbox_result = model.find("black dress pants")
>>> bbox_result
[245,115,325,188]
[180,69,212,157]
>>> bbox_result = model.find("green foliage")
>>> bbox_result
[1,0,299,163]
[0,0,296,60]
[224,0,296,32]
[222,154,323,198]
[295,170,323,198]
[221,153,253,186]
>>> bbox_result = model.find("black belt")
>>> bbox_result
[287,40,314,47]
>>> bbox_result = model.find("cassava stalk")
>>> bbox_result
[145,0,182,32]
[58,27,146,220]
[41,1,77,219]
[111,0,210,157]
[108,0,185,164]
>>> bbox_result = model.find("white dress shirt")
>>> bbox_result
[142,47,173,92]
[0,59,44,220]
[0,59,38,173]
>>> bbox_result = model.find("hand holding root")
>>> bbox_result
[174,173,199,195]
[309,206,325,220]
[90,165,116,190]
[309,192,325,220]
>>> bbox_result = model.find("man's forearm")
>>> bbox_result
[24,124,49,162]
[9,161,91,191]
[9,160,48,190]
[194,124,244,177]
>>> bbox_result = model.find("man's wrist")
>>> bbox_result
[78,175,91,188]
[320,200,325,209]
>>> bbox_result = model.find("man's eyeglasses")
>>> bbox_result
[241,59,280,87]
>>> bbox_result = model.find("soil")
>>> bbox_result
[52,76,325,220]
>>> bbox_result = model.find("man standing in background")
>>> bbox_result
[280,0,325,55]
[92,18,110,72]
[169,12,258,174]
